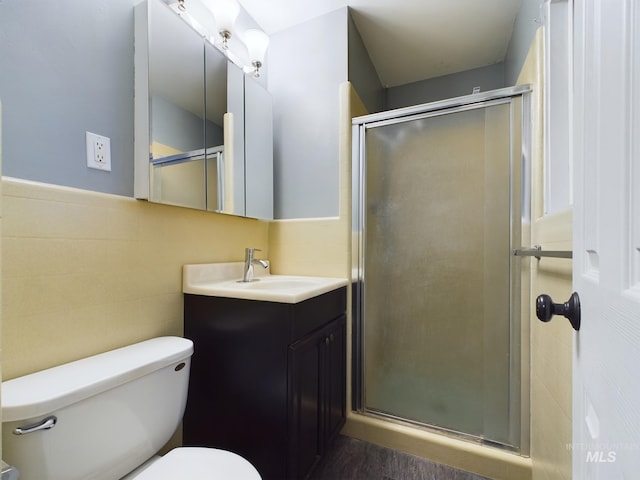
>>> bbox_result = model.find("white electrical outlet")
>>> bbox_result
[86,131,111,171]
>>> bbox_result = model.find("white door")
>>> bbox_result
[572,0,640,478]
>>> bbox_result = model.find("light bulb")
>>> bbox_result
[244,29,269,69]
[213,0,240,35]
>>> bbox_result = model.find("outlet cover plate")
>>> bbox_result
[86,131,111,171]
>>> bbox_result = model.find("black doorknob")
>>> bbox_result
[536,292,581,331]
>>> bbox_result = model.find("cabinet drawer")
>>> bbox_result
[291,287,346,340]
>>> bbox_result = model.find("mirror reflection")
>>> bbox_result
[136,0,273,219]
[204,41,229,213]
[148,0,207,210]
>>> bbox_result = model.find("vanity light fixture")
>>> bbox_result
[243,29,269,77]
[208,0,241,49]
[179,0,269,77]
[170,0,217,41]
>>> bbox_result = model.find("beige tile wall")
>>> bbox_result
[518,28,573,480]
[530,213,573,480]
[1,177,268,380]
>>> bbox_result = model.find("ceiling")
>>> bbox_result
[237,0,522,87]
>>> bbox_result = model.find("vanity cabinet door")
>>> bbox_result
[288,327,322,479]
[288,315,346,479]
[323,314,347,445]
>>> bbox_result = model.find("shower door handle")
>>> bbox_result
[536,292,581,331]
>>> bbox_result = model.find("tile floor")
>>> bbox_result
[308,435,490,480]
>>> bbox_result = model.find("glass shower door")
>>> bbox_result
[357,96,525,448]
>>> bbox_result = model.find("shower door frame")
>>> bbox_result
[351,85,532,454]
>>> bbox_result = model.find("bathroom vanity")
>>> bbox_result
[182,264,347,480]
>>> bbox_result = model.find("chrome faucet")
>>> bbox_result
[242,247,268,282]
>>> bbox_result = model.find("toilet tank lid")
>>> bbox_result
[2,336,194,422]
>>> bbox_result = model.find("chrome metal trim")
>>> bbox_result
[150,145,223,167]
[1,461,20,480]
[518,91,532,457]
[514,245,573,259]
[362,97,514,130]
[352,85,532,126]
[508,94,522,454]
[352,123,367,411]
[13,415,57,435]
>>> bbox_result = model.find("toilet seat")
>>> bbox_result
[131,447,261,480]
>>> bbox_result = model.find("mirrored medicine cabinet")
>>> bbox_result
[134,0,273,220]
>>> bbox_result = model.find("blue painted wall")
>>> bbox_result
[0,0,134,196]
[268,8,349,218]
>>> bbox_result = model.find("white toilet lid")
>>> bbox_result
[132,447,262,480]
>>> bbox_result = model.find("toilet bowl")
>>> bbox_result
[1,337,261,480]
[124,448,260,479]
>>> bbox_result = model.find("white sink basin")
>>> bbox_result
[183,262,348,303]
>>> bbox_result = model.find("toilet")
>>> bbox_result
[1,336,261,480]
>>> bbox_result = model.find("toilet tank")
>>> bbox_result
[1,336,194,480]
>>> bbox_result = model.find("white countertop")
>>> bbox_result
[183,262,348,304]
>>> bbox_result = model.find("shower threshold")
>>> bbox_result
[360,408,522,455]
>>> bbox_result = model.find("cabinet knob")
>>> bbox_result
[329,333,334,342]
[325,337,330,345]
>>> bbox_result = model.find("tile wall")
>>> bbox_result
[1,178,268,380]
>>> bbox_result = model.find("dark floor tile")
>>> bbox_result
[308,435,490,480]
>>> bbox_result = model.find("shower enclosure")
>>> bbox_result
[352,86,531,452]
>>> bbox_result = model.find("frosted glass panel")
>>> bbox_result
[362,103,516,445]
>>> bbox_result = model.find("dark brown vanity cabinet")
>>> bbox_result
[183,287,346,480]
[288,314,346,479]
